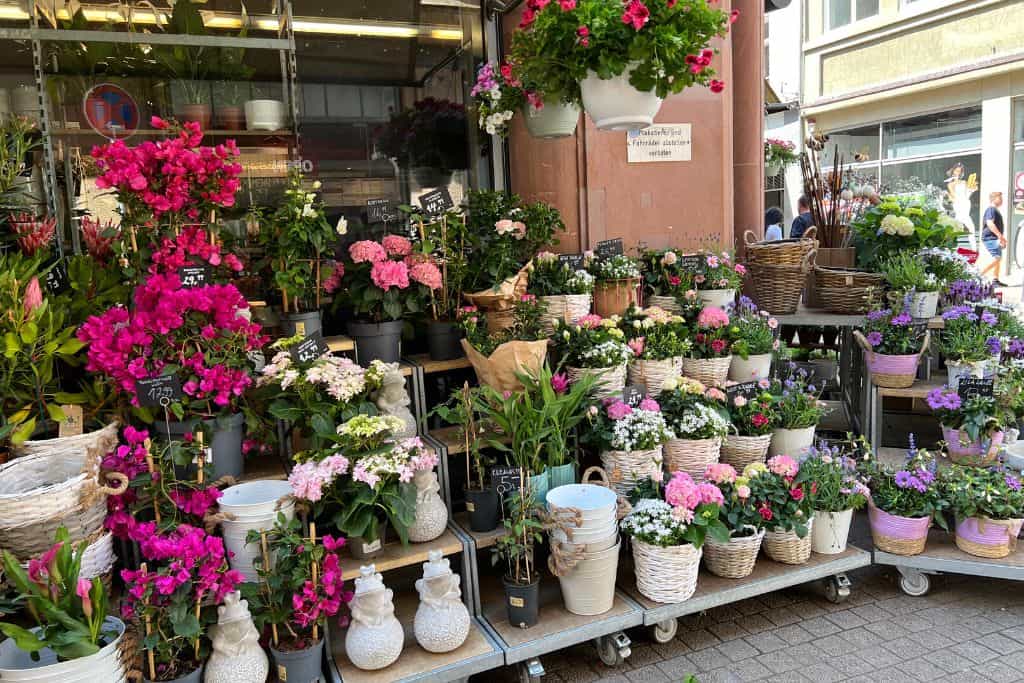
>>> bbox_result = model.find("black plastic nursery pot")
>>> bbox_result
[427,320,465,361]
[503,575,540,628]
[144,663,203,683]
[165,413,245,479]
[279,310,322,338]
[270,638,324,683]
[347,320,403,365]
[465,487,500,532]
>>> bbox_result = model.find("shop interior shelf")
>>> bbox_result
[478,574,643,665]
[339,529,464,581]
[619,546,871,626]
[324,335,356,353]
[452,512,505,550]
[237,453,288,482]
[327,592,503,683]
[405,353,472,375]
[874,530,1024,582]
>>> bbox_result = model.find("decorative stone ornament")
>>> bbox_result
[345,565,404,671]
[204,592,269,683]
[414,549,471,653]
[408,469,448,543]
[373,363,416,437]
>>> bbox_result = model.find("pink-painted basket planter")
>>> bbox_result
[867,499,931,556]
[854,331,929,389]
[955,516,1022,559]
[941,426,1003,465]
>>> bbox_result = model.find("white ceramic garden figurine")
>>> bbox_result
[407,468,448,543]
[414,549,471,653]
[204,591,269,683]
[345,565,404,670]
[373,363,416,437]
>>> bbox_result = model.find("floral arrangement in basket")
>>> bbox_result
[798,443,868,514]
[729,296,779,360]
[764,138,798,170]
[941,466,1024,527]
[727,382,776,436]
[588,253,641,283]
[337,234,443,323]
[471,60,537,137]
[584,396,672,453]
[688,306,733,359]
[639,248,697,302]
[696,251,744,292]
[657,377,729,441]
[850,196,960,270]
[553,315,631,369]
[621,475,729,546]
[918,247,975,288]
[769,367,827,430]
[939,305,1000,364]
[743,456,814,538]
[703,462,764,537]
[527,251,595,297]
[458,295,547,357]
[926,387,1012,453]
[860,304,928,355]
[620,306,692,360]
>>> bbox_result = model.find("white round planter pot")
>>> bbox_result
[244,99,286,131]
[946,359,991,392]
[523,100,580,139]
[908,291,939,319]
[580,64,663,131]
[0,616,125,682]
[697,289,736,310]
[728,353,773,382]
[218,480,295,581]
[765,161,782,178]
[811,509,853,555]
[768,426,815,458]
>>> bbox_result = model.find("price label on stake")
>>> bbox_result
[595,238,623,259]
[678,254,704,274]
[44,258,70,295]
[177,265,210,288]
[726,380,761,401]
[366,198,394,224]
[491,466,523,499]
[135,375,183,408]
[622,384,646,407]
[419,188,454,216]
[58,404,84,437]
[291,331,329,364]
[558,253,585,270]
[957,376,994,400]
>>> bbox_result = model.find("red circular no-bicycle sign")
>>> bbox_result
[83,83,139,139]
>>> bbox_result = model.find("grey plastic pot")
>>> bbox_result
[427,320,465,361]
[144,663,204,683]
[348,320,403,365]
[270,639,324,683]
[165,412,245,479]
[279,310,322,338]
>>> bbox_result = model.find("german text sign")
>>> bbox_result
[627,124,692,163]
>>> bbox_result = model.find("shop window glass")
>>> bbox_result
[1014,100,1024,142]
[881,153,981,236]
[827,0,877,29]
[821,125,880,166]
[883,107,982,160]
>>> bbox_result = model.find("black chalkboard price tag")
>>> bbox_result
[558,253,585,271]
[958,377,994,400]
[135,375,183,408]
[726,380,761,401]
[178,265,210,289]
[595,238,623,259]
[491,466,523,500]
[419,188,454,216]
[366,198,394,224]
[291,330,329,364]
[622,384,646,407]
[678,254,705,274]
[43,258,70,295]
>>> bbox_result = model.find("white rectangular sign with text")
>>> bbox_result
[627,124,692,163]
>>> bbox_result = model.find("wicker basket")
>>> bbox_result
[720,434,771,470]
[540,294,592,335]
[600,447,663,497]
[954,517,1019,559]
[627,357,683,393]
[631,539,701,603]
[593,279,640,318]
[744,227,817,266]
[0,496,107,560]
[681,356,732,387]
[663,437,721,479]
[703,527,764,579]
[747,250,817,315]
[14,422,119,460]
[855,330,930,389]
[815,266,884,314]
[647,295,682,313]
[868,500,930,556]
[566,364,626,398]
[762,518,813,565]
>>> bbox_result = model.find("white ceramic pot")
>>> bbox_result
[728,353,773,382]
[697,289,736,310]
[909,291,939,319]
[244,99,285,131]
[580,64,663,131]
[768,426,816,458]
[811,509,853,555]
[946,359,991,392]
[523,100,580,139]
[0,616,125,682]
[218,480,295,581]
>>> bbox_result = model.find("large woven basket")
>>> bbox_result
[744,227,817,266]
[681,356,732,387]
[566,364,626,398]
[868,500,930,556]
[627,357,683,393]
[631,539,701,603]
[14,422,119,460]
[647,295,682,313]
[21,529,116,579]
[720,434,771,470]
[815,266,884,314]
[664,437,721,479]
[703,527,764,579]
[954,517,1020,559]
[762,518,813,565]
[0,496,107,560]
[540,294,592,335]
[593,279,640,318]
[600,447,663,497]
[747,250,817,315]
[855,330,929,389]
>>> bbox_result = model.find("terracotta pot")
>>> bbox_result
[217,105,245,130]
[180,103,211,130]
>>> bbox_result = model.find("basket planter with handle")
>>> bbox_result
[811,509,853,555]
[627,357,683,394]
[0,496,107,560]
[702,526,764,579]
[646,295,682,313]
[593,279,640,317]
[539,294,592,335]
[762,517,814,565]
[747,250,817,315]
[728,353,773,382]
[867,499,930,556]
[768,426,815,458]
[631,539,701,603]
[14,422,119,460]
[854,330,930,389]
[955,516,1021,559]
[681,356,732,387]
[720,434,771,470]
[566,364,626,398]
[663,437,721,479]
[744,227,817,266]
[941,426,1003,466]
[599,447,663,497]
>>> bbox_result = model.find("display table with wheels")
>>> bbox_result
[874,531,1024,597]
[619,547,871,643]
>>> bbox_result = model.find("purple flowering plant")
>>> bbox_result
[938,304,999,363]
[926,388,1010,444]
[769,364,827,429]
[943,278,995,308]
[857,445,948,525]
[798,441,869,513]
[940,465,1024,522]
[860,303,927,356]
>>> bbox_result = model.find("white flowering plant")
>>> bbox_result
[620,474,728,548]
[527,251,595,296]
[619,305,692,360]
[471,61,534,137]
[657,377,729,440]
[583,397,672,452]
[588,254,641,282]
[850,197,959,270]
[553,315,631,368]
[919,247,975,286]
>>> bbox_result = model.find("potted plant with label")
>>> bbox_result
[458,296,549,394]
[658,376,729,478]
[528,251,594,333]
[639,248,699,313]
[243,516,352,683]
[927,386,1010,465]
[938,304,1000,391]
[800,442,869,554]
[746,456,815,564]
[511,0,731,130]
[494,478,544,628]
[620,305,691,392]
[881,251,942,319]
[682,306,734,387]
[695,251,743,310]
[728,297,779,381]
[553,314,631,397]
[589,254,642,317]
[583,396,671,497]
[766,366,827,458]
[855,303,930,389]
[763,139,797,178]
[701,463,765,579]
[943,466,1024,559]
[720,382,776,470]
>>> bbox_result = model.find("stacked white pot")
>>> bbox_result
[217,480,295,582]
[546,484,620,616]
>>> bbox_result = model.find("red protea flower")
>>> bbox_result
[9,212,56,256]
[80,215,119,262]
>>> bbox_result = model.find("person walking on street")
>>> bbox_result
[980,191,1008,286]
[790,195,814,239]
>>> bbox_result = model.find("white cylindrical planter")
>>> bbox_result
[0,616,125,682]
[523,100,580,139]
[218,480,295,582]
[697,289,736,310]
[557,540,620,616]
[811,509,853,555]
[908,291,939,319]
[768,426,816,458]
[946,359,990,392]
[728,353,773,382]
[580,64,663,131]
[244,99,286,130]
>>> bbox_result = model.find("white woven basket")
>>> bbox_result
[79,531,117,578]
[647,295,682,313]
[632,539,701,603]
[14,422,119,460]
[599,447,663,497]
[720,434,771,470]
[681,356,732,387]
[567,364,626,398]
[664,437,722,479]
[627,357,683,394]
[540,294,592,334]
[763,518,814,565]
[703,527,764,579]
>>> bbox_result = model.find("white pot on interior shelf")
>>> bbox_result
[728,353,773,382]
[811,509,853,555]
[580,63,663,131]
[908,291,939,319]
[244,99,285,131]
[768,426,816,458]
[523,100,580,139]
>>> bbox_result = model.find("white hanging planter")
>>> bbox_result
[523,100,580,139]
[765,161,783,177]
[580,64,663,131]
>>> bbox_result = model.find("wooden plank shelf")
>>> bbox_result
[876,375,946,399]
[405,353,472,375]
[453,512,505,550]
[339,528,463,581]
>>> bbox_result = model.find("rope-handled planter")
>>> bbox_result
[720,434,771,470]
[628,357,683,394]
[631,539,702,603]
[854,330,930,389]
[867,499,931,556]
[955,517,1021,559]
[703,526,764,579]
[664,437,721,479]
[762,518,814,565]
[582,466,634,520]
[746,249,817,315]
[744,227,817,266]
[599,447,663,498]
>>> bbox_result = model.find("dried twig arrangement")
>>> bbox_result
[801,133,850,249]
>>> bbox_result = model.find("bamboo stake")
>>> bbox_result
[463,383,472,487]
[281,259,290,314]
[196,432,205,486]
[194,596,201,659]
[129,225,138,253]
[260,530,279,647]
[143,438,160,525]
[142,562,156,682]
[310,522,319,643]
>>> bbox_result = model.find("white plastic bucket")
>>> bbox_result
[0,616,125,682]
[218,480,293,517]
[546,484,617,515]
[550,520,617,545]
[219,481,295,581]
[558,541,621,616]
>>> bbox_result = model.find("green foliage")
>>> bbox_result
[850,197,960,270]
[492,485,543,585]
[403,206,469,320]
[430,383,493,491]
[881,251,941,293]
[526,253,594,296]
[458,296,547,357]
[941,466,1024,522]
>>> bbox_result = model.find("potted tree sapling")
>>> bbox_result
[493,478,544,628]
[800,442,869,554]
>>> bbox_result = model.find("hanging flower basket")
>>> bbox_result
[523,100,581,139]
[855,330,929,389]
[580,64,664,131]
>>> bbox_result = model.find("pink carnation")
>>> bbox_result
[371,260,410,290]
[349,240,387,264]
[696,306,730,329]
[382,234,413,257]
[409,261,443,289]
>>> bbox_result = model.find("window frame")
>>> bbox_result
[824,0,880,32]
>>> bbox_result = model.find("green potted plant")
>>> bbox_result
[552,315,630,397]
[528,251,594,334]
[493,480,544,628]
[880,251,942,319]
[521,363,595,489]
[766,367,827,458]
[800,442,868,555]
[639,248,699,313]
[727,296,778,382]
[927,386,1011,465]
[938,305,999,391]
[850,196,960,270]
[943,466,1024,559]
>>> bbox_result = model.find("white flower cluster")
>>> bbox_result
[481,108,514,136]
[259,351,372,403]
[880,214,915,237]
[579,340,633,368]
[592,255,641,280]
[667,402,729,440]
[609,409,673,451]
[566,269,595,294]
[620,499,687,547]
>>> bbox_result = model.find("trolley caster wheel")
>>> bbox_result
[899,569,930,597]
[824,573,852,604]
[518,659,544,682]
[595,632,631,667]
[650,619,678,643]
